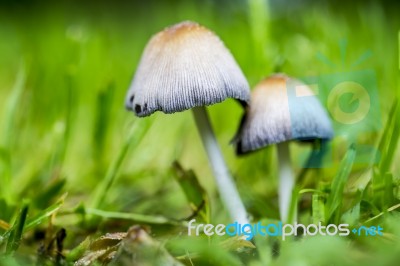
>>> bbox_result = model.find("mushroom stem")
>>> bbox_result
[192,106,249,225]
[277,142,295,223]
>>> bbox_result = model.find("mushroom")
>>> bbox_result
[233,73,333,222]
[125,21,250,224]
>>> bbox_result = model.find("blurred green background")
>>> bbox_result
[1,0,400,265]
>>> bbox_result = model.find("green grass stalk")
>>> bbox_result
[0,64,26,201]
[90,119,151,210]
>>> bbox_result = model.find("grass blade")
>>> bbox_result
[53,74,75,169]
[90,119,152,210]
[0,64,26,200]
[287,187,299,224]
[33,178,66,209]
[248,0,270,75]
[5,201,29,255]
[312,193,325,224]
[383,173,395,206]
[93,83,114,162]
[365,203,400,224]
[1,64,26,147]
[1,195,65,242]
[372,101,400,209]
[377,102,400,175]
[172,161,210,223]
[24,193,66,231]
[85,208,184,226]
[375,101,398,168]
[325,144,356,223]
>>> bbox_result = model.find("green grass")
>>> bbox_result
[0,0,400,265]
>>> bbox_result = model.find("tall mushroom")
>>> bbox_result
[125,21,250,224]
[233,73,333,222]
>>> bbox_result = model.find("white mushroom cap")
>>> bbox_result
[125,21,250,116]
[234,73,334,154]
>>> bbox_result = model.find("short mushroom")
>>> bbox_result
[125,21,250,224]
[233,73,333,222]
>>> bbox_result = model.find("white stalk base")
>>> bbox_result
[192,106,249,225]
[277,142,295,223]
